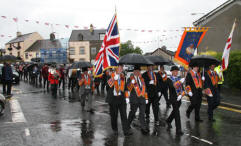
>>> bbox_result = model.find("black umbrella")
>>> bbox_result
[31,57,41,62]
[27,63,38,71]
[71,61,92,69]
[189,55,220,67]
[145,55,172,65]
[119,53,154,66]
[0,55,20,62]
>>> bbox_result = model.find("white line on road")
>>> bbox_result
[185,134,213,145]
[25,128,30,136]
[9,97,26,123]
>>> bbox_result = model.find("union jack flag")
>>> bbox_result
[94,14,120,77]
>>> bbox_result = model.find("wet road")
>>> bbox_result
[0,81,241,146]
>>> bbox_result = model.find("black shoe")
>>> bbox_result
[195,119,203,122]
[176,130,184,136]
[186,111,190,119]
[124,131,133,136]
[141,129,149,135]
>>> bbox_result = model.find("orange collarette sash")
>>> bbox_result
[159,71,167,81]
[108,72,125,94]
[190,70,202,89]
[207,70,219,87]
[127,75,148,99]
[148,71,157,85]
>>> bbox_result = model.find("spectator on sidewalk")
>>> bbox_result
[1,62,13,96]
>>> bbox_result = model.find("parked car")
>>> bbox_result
[0,64,20,84]
[0,94,5,115]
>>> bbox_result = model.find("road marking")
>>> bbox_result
[185,134,213,145]
[9,97,26,123]
[25,128,30,136]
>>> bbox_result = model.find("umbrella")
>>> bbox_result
[119,53,154,66]
[145,55,172,65]
[27,63,38,71]
[0,55,20,62]
[31,57,41,62]
[189,55,220,67]
[71,61,92,69]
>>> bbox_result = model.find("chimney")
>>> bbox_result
[16,31,22,37]
[90,24,94,34]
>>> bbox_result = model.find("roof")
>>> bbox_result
[6,32,34,44]
[193,0,241,26]
[25,39,63,52]
[69,29,106,42]
[152,46,175,56]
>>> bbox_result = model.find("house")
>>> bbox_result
[25,38,65,63]
[151,46,175,61]
[193,0,241,52]
[68,24,106,63]
[5,32,43,61]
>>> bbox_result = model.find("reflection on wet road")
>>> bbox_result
[0,81,240,146]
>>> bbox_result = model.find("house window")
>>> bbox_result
[17,52,20,57]
[78,33,83,41]
[9,52,12,55]
[25,53,28,59]
[79,58,85,61]
[79,47,85,55]
[99,33,105,40]
[69,47,75,55]
[91,47,96,55]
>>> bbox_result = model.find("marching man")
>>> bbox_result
[166,66,185,135]
[106,65,133,136]
[204,64,221,122]
[127,66,149,135]
[185,64,203,122]
[79,67,95,113]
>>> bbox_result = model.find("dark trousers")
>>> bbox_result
[19,72,23,80]
[109,101,129,133]
[95,84,100,95]
[43,78,49,90]
[161,89,170,106]
[68,78,76,90]
[166,101,182,132]
[51,84,58,97]
[206,93,220,120]
[101,82,107,94]
[3,80,12,95]
[24,72,28,80]
[128,99,147,130]
[186,95,202,120]
[59,78,65,89]
[145,94,159,122]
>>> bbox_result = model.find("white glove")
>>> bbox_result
[180,78,185,83]
[149,80,154,84]
[202,76,205,81]
[208,94,213,97]
[146,100,149,104]
[114,74,119,80]
[177,95,182,101]
[158,92,162,97]
[126,98,129,104]
[131,79,135,84]
[188,92,193,97]
[162,74,166,78]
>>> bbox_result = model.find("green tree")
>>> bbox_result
[120,40,143,56]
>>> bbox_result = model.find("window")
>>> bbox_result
[78,33,83,41]
[69,48,75,55]
[99,33,105,40]
[91,47,96,55]
[79,58,85,61]
[25,53,28,59]
[79,47,85,55]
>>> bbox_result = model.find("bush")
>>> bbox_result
[214,50,241,89]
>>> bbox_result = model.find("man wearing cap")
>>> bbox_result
[127,66,149,134]
[156,65,170,108]
[204,64,221,122]
[79,67,95,113]
[185,65,203,122]
[142,65,160,126]
[166,66,185,135]
[106,65,132,136]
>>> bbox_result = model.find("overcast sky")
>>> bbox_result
[0,0,227,53]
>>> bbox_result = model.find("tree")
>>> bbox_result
[120,40,143,56]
